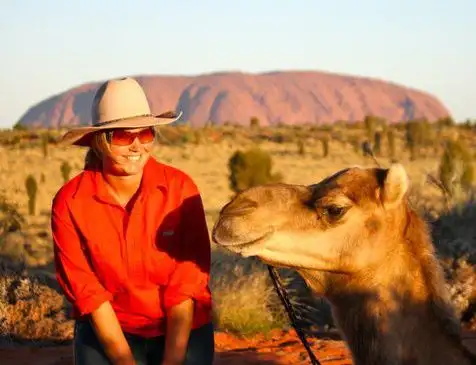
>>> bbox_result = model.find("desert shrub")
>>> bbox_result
[431,198,476,325]
[387,128,396,159]
[297,140,305,155]
[321,137,329,157]
[436,116,455,128]
[438,139,474,197]
[155,126,186,146]
[210,248,333,337]
[0,232,28,263]
[0,261,73,345]
[210,249,289,336]
[250,116,260,128]
[373,131,382,156]
[25,175,37,216]
[180,130,195,144]
[12,123,27,131]
[228,147,283,193]
[193,130,202,145]
[41,133,49,158]
[404,120,432,160]
[60,161,72,183]
[431,199,476,265]
[0,194,24,237]
[364,115,377,140]
[348,136,360,154]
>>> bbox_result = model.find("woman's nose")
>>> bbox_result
[129,137,142,151]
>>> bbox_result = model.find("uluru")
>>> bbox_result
[16,71,451,128]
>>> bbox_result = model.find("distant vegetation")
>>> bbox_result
[0,114,475,344]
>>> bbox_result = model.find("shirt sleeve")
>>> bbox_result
[51,195,113,316]
[162,177,212,311]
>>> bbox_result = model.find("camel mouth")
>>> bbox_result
[258,256,352,274]
[214,230,273,257]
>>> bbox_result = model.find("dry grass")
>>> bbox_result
[210,249,291,337]
[0,122,475,344]
[0,261,73,346]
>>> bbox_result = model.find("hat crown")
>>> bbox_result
[91,77,152,125]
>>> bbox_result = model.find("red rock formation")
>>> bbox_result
[17,71,451,128]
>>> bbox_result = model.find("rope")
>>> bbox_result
[267,265,321,365]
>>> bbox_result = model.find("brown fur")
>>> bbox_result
[212,164,476,365]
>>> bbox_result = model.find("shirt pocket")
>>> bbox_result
[146,215,181,285]
[155,207,181,251]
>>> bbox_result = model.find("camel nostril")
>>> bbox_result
[222,198,258,217]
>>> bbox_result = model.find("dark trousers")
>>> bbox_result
[73,320,215,365]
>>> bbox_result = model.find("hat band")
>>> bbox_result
[93,113,154,127]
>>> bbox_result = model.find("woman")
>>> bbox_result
[51,77,214,365]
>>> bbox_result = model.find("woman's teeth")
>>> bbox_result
[126,155,141,162]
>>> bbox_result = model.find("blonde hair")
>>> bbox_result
[83,131,111,171]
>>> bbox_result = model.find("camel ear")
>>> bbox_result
[381,163,409,209]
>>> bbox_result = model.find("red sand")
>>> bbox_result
[2,329,475,365]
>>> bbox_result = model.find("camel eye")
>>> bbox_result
[323,205,347,220]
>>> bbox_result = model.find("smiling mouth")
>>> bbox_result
[125,155,141,162]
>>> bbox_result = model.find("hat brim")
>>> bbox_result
[60,111,182,147]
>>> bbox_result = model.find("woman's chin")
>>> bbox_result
[107,162,144,176]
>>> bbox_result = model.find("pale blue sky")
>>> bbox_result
[2,0,474,128]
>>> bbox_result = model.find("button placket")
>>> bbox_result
[124,199,146,282]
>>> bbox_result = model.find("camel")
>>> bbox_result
[212,163,476,365]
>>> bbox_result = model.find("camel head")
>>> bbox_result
[212,163,410,287]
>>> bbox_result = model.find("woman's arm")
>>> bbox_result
[161,177,213,364]
[162,298,194,365]
[51,195,135,365]
[90,301,136,365]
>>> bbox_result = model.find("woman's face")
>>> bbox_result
[101,127,156,176]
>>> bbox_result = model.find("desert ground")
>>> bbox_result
[0,121,475,364]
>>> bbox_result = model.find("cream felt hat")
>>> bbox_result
[60,77,182,146]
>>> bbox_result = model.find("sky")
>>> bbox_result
[1,0,475,128]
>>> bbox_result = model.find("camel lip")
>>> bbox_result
[213,230,273,251]
[260,258,354,275]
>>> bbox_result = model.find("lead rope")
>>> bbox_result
[267,265,321,365]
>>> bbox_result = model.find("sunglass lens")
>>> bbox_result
[110,128,155,146]
[138,128,155,143]
[110,130,133,146]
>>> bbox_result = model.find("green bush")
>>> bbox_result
[321,137,329,157]
[348,137,360,154]
[373,131,382,156]
[0,194,24,237]
[438,140,474,197]
[404,120,432,160]
[25,175,37,216]
[41,133,49,158]
[387,128,396,159]
[60,161,72,183]
[297,140,305,155]
[228,147,282,193]
[249,116,260,128]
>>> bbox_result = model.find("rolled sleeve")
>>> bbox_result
[51,196,113,316]
[162,178,212,311]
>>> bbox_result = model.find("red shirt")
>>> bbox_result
[51,157,213,337]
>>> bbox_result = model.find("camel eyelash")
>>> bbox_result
[321,204,349,220]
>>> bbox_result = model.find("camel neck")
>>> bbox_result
[327,271,474,365]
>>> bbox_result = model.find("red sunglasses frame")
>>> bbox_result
[105,127,156,146]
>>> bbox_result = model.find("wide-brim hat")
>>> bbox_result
[59,77,182,146]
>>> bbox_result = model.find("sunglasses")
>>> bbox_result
[105,127,156,146]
